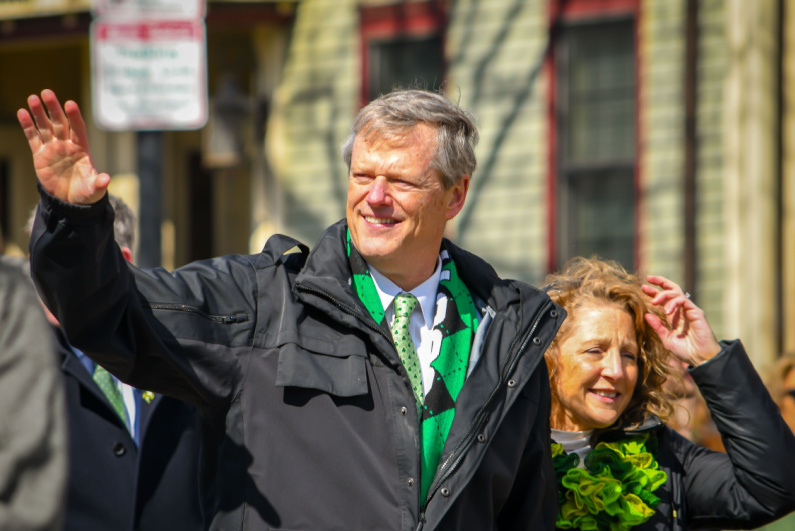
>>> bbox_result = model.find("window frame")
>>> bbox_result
[358,0,447,107]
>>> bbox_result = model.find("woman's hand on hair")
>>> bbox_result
[641,275,721,366]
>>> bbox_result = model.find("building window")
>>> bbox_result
[550,3,638,271]
[360,1,446,105]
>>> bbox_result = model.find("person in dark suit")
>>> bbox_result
[32,195,205,531]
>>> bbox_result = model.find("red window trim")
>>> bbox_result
[549,0,638,20]
[358,0,447,108]
[545,0,642,273]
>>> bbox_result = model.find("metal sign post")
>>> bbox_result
[136,130,163,268]
[90,0,206,268]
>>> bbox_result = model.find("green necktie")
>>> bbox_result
[93,365,129,427]
[391,293,424,407]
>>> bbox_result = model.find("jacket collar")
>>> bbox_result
[54,325,98,391]
[54,325,149,438]
[294,220,359,308]
[599,415,664,443]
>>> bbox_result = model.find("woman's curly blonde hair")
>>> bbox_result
[766,354,795,409]
[543,257,675,431]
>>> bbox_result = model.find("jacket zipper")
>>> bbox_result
[671,470,682,531]
[148,302,247,324]
[418,299,553,527]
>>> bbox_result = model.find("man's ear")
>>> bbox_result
[121,246,134,264]
[445,175,470,220]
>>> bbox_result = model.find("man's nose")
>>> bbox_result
[366,176,390,204]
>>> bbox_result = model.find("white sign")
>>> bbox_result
[91,20,208,131]
[93,0,205,18]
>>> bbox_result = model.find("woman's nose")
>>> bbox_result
[601,350,624,380]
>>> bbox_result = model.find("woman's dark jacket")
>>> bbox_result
[29,189,565,531]
[598,340,795,531]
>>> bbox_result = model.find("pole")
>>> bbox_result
[137,130,162,268]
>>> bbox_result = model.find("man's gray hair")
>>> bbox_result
[340,89,479,189]
[25,193,136,252]
[107,194,136,252]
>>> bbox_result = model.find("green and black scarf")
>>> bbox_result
[346,230,479,501]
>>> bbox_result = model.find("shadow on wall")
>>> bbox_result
[455,0,562,236]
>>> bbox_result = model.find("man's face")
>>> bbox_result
[346,123,468,290]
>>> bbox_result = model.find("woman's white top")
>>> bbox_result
[551,429,593,469]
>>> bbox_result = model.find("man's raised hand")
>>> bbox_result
[17,89,110,205]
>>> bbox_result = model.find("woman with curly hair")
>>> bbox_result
[542,257,795,531]
[766,354,795,434]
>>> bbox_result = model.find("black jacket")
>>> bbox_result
[30,190,565,531]
[596,341,795,531]
[53,326,205,531]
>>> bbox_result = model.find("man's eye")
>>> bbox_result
[392,179,417,190]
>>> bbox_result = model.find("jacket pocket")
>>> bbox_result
[275,337,368,397]
[149,302,252,346]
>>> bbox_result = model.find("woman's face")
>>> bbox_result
[550,301,640,432]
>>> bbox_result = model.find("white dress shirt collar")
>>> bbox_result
[368,257,442,329]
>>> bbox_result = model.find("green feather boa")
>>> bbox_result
[551,433,667,531]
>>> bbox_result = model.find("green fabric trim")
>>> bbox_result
[429,327,470,403]
[440,257,479,331]
[354,270,384,324]
[552,434,667,531]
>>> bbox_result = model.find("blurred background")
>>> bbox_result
[0,0,792,372]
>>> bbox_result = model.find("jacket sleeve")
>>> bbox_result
[29,186,258,410]
[677,339,795,529]
[0,263,67,531]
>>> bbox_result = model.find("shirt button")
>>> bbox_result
[400,406,408,416]
[113,442,126,456]
[407,478,415,487]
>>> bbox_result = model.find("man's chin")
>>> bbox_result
[358,248,396,267]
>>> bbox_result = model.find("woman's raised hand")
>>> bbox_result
[17,89,110,205]
[642,275,721,366]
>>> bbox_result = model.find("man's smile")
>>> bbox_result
[364,215,399,225]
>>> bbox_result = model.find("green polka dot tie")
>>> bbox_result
[93,365,129,428]
[391,293,424,407]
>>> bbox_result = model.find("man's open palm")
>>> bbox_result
[18,89,109,205]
